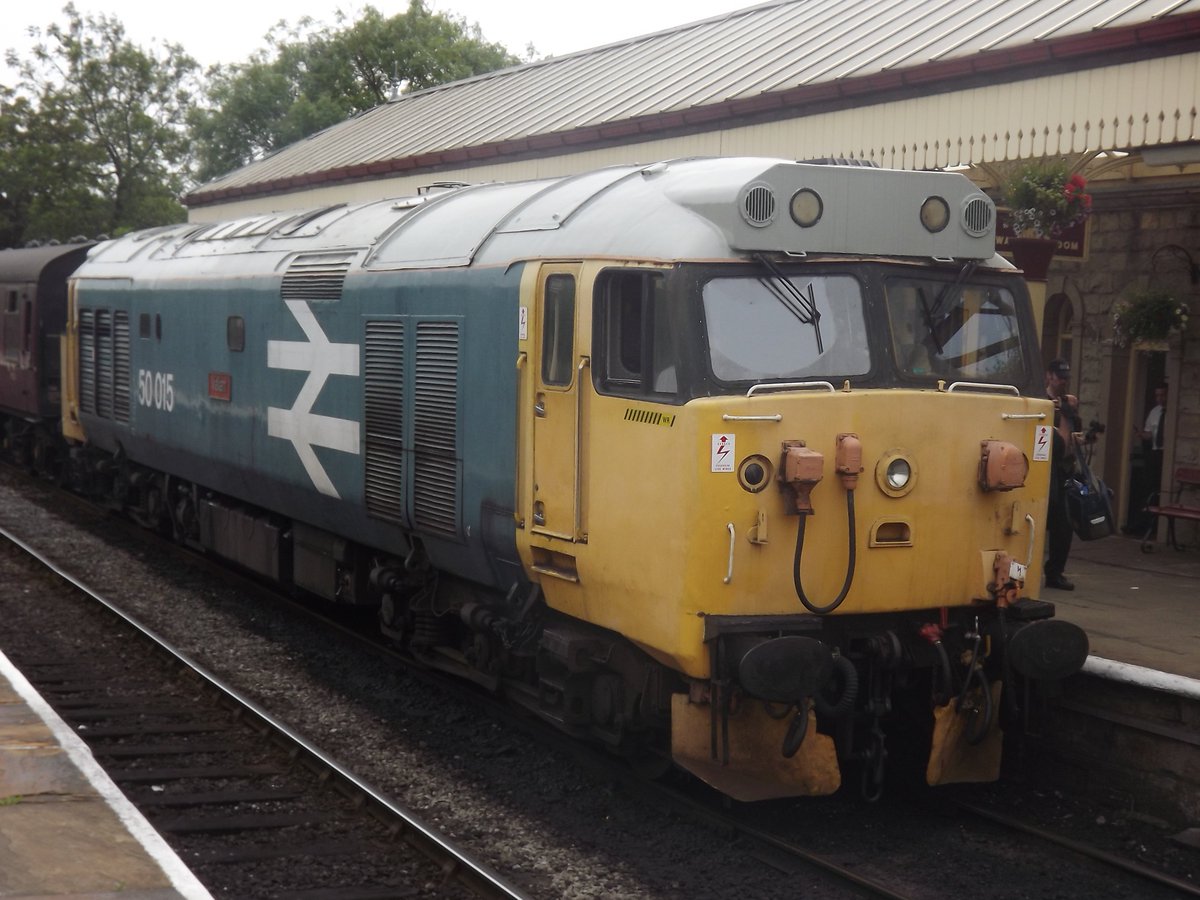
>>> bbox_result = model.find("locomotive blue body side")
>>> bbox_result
[73,246,525,592]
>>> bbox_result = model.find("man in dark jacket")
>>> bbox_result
[1044,358,1082,590]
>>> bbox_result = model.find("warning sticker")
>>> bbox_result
[712,433,735,472]
[1033,425,1051,462]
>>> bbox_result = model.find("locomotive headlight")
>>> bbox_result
[887,459,911,489]
[920,196,950,233]
[789,188,823,228]
[876,449,917,497]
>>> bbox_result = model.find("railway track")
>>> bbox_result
[575,743,1200,900]
[0,526,531,900]
[2,468,1196,900]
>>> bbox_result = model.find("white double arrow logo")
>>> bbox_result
[267,300,361,498]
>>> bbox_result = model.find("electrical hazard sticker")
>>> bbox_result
[712,433,735,472]
[1033,425,1051,462]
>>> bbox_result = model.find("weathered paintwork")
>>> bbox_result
[71,258,525,587]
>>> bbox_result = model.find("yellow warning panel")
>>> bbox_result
[670,694,841,802]
[926,682,1004,785]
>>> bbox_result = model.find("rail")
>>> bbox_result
[0,524,532,900]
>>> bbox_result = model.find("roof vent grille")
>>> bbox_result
[741,184,777,228]
[281,253,354,301]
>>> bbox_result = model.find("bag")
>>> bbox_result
[1065,448,1115,541]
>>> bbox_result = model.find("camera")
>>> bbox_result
[1085,419,1106,444]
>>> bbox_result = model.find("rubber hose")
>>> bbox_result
[813,654,859,718]
[794,491,857,615]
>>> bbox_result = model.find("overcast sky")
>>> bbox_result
[2,0,755,81]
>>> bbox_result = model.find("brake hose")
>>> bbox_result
[956,637,995,745]
[814,654,859,718]
[794,491,856,614]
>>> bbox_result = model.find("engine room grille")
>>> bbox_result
[77,307,130,423]
[363,317,462,538]
[364,321,406,525]
[112,313,130,421]
[413,321,461,537]
[281,253,354,301]
[79,310,95,414]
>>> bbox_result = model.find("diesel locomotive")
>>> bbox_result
[1,157,1089,800]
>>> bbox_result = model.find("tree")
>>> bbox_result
[189,1,520,184]
[2,4,198,246]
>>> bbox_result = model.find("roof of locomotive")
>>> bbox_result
[79,158,1010,280]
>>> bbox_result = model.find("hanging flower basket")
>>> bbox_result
[1002,159,1093,239]
[1112,290,1190,347]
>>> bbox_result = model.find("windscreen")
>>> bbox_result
[702,274,870,382]
[884,276,1026,384]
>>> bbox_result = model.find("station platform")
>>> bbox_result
[1045,532,1200,683]
[0,651,211,900]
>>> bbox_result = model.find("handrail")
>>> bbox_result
[513,352,527,527]
[1024,514,1037,571]
[946,381,1020,395]
[747,381,835,397]
[574,357,590,542]
[724,523,736,584]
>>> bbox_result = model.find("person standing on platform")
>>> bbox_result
[1044,358,1082,590]
[1138,384,1168,503]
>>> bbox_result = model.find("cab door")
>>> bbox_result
[530,264,586,543]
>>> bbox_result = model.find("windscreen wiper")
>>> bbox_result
[753,253,824,353]
[917,260,980,355]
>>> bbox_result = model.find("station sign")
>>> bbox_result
[995,211,1088,260]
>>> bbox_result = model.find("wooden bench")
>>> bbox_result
[1141,466,1200,552]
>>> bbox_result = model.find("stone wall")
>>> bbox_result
[1043,202,1199,533]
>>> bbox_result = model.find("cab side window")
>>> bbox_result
[597,270,676,398]
[541,274,575,387]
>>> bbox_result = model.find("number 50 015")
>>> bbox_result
[138,369,175,411]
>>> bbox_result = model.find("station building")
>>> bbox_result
[184,0,1200,536]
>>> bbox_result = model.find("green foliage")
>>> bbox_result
[1112,291,1190,347]
[1002,159,1092,239]
[1,3,196,246]
[189,1,520,183]
[2,1,520,240]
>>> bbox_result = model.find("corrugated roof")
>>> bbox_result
[187,0,1200,206]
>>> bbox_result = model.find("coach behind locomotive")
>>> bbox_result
[58,157,1087,801]
[0,242,93,472]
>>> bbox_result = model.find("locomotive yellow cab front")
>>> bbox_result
[512,160,1089,801]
